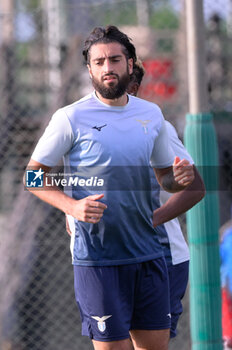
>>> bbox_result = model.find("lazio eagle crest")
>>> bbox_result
[91,315,112,332]
[136,119,151,133]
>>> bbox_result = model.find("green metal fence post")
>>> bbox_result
[184,114,222,350]
[185,0,222,348]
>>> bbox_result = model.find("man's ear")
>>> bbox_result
[87,64,92,79]
[130,83,139,97]
[128,58,133,75]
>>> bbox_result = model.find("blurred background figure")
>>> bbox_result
[220,206,232,349]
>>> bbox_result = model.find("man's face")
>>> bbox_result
[87,42,133,100]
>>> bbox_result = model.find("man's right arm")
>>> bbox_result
[24,159,107,224]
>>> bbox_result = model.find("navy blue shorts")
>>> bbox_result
[168,260,189,338]
[73,257,171,341]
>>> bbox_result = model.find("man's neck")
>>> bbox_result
[95,91,128,106]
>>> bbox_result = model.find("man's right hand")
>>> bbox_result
[71,194,107,224]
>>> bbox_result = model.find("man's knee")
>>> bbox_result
[130,329,170,350]
[92,338,133,350]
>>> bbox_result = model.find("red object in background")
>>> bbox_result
[222,287,232,342]
[140,59,177,100]
[143,59,173,79]
[139,81,177,99]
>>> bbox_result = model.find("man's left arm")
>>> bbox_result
[153,163,205,227]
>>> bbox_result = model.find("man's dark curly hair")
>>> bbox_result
[82,25,137,65]
[130,59,145,86]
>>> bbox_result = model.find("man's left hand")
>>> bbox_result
[173,156,194,187]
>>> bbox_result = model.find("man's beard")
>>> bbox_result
[91,71,130,100]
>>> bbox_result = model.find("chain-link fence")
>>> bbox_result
[0,1,231,349]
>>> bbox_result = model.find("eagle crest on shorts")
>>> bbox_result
[91,315,112,332]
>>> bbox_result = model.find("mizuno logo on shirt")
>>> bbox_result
[92,124,107,131]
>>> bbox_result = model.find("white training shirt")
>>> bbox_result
[159,121,193,265]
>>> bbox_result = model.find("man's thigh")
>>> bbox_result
[131,258,171,331]
[91,329,170,350]
[130,329,170,350]
[73,264,136,341]
[92,338,133,350]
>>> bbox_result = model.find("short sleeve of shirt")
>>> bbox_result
[31,109,74,166]
[165,121,194,164]
[150,117,175,168]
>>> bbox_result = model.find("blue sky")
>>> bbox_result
[170,0,230,19]
[203,0,231,19]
